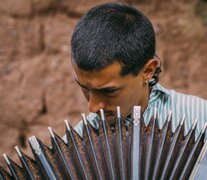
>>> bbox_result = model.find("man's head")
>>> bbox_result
[71,3,158,125]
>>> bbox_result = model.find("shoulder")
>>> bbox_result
[153,83,207,126]
[164,86,207,132]
[154,83,207,106]
[167,88,207,107]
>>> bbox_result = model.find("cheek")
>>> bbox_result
[105,91,131,109]
[118,84,143,114]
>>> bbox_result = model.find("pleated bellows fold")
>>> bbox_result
[0,107,206,180]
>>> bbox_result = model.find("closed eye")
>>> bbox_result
[100,88,119,95]
[75,78,121,95]
[75,79,89,90]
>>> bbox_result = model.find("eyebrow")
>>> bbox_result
[74,78,122,91]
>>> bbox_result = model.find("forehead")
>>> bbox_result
[72,61,124,88]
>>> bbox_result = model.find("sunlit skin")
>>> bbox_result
[72,59,158,125]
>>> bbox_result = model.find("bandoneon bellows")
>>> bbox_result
[1,106,207,179]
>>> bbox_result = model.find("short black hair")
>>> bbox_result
[71,3,156,76]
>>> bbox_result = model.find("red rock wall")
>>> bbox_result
[0,0,207,165]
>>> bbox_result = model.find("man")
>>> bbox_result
[70,3,207,137]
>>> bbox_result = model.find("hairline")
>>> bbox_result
[71,57,143,77]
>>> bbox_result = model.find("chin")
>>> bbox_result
[104,114,116,126]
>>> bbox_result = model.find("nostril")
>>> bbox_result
[98,102,106,109]
[88,102,98,113]
[89,106,98,113]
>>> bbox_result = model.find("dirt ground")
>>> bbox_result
[0,0,207,166]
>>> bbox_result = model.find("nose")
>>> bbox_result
[88,92,106,113]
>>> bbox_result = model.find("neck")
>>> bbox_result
[141,85,151,112]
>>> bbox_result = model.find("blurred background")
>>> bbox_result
[0,0,207,166]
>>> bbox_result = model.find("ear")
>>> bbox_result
[142,58,158,81]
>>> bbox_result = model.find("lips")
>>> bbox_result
[98,111,114,118]
[104,112,115,117]
[97,110,117,125]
